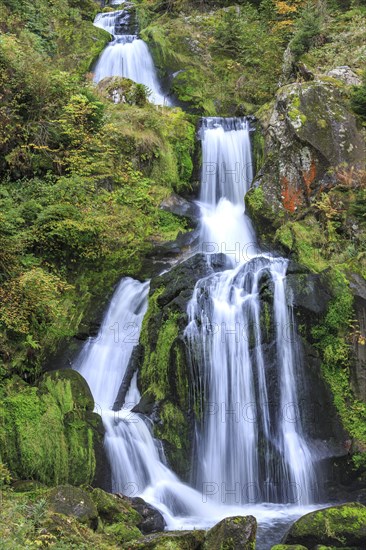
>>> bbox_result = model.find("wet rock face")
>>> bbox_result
[135,252,229,477]
[349,273,366,403]
[257,263,347,464]
[203,515,257,550]
[128,497,166,534]
[253,79,365,219]
[282,502,366,548]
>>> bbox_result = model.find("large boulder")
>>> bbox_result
[38,368,94,411]
[0,372,106,487]
[90,488,140,525]
[203,515,257,550]
[47,485,98,529]
[128,497,166,534]
[283,502,366,548]
[248,79,365,233]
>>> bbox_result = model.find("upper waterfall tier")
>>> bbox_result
[198,117,257,261]
[199,117,253,206]
[93,9,169,106]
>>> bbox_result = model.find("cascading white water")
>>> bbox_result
[72,116,322,548]
[75,278,149,410]
[185,117,317,506]
[93,10,169,105]
[73,278,225,529]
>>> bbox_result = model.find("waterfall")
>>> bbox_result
[93,10,169,106]
[185,117,317,506]
[75,278,149,410]
[72,115,322,546]
[73,278,222,529]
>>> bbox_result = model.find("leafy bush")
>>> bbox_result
[290,2,325,60]
[351,71,366,121]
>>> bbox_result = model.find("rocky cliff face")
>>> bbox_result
[246,74,366,476]
[249,78,365,230]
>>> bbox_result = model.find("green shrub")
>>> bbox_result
[290,2,324,60]
[351,71,366,121]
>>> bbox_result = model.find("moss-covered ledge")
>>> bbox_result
[0,369,104,486]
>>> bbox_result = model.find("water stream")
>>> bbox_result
[186,118,317,507]
[72,8,326,549]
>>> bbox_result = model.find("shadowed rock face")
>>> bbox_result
[249,79,365,222]
[350,273,366,404]
[47,485,99,529]
[127,497,166,534]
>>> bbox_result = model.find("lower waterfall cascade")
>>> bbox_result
[72,8,329,550]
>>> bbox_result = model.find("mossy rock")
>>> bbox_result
[271,545,309,550]
[38,368,94,412]
[283,503,366,548]
[203,515,257,550]
[125,530,205,549]
[41,510,119,549]
[90,488,140,525]
[253,79,365,232]
[0,375,100,485]
[105,522,142,545]
[47,485,98,529]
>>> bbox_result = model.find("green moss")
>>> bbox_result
[204,516,256,550]
[275,224,294,250]
[128,530,206,549]
[91,488,140,526]
[105,522,141,544]
[139,4,285,114]
[0,485,147,548]
[156,402,186,451]
[288,107,307,127]
[246,186,264,213]
[252,130,265,175]
[140,293,179,400]
[0,373,98,486]
[286,503,366,547]
[275,218,328,273]
[312,271,366,465]
[271,546,308,550]
[139,286,192,474]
